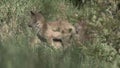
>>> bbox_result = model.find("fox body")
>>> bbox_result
[29,11,75,49]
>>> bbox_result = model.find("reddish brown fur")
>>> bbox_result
[29,11,75,49]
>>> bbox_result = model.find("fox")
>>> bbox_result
[28,11,75,49]
[29,11,62,49]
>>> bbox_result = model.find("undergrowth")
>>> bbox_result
[0,0,120,68]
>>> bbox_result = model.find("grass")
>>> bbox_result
[0,0,120,68]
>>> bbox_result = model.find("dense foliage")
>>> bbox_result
[0,0,120,68]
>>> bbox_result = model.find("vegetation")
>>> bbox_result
[0,0,120,68]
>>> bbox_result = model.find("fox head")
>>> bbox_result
[29,11,45,28]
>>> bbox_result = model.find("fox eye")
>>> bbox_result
[76,30,78,34]
[68,28,72,33]
[62,30,64,33]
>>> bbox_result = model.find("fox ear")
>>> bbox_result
[30,11,35,16]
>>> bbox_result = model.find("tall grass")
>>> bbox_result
[0,0,120,68]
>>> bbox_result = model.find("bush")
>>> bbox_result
[0,0,120,68]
